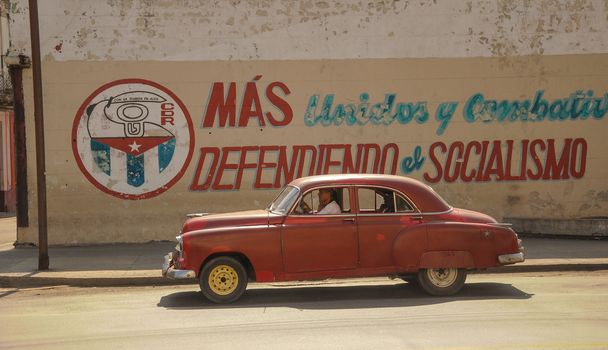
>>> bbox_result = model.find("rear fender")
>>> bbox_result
[419,250,475,269]
[425,221,516,268]
[392,224,428,270]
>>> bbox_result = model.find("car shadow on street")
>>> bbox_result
[157,281,532,310]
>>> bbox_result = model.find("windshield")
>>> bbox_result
[267,186,300,214]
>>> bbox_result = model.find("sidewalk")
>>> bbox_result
[1,236,607,288]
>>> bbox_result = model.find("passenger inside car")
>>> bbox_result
[377,189,395,213]
[358,187,414,213]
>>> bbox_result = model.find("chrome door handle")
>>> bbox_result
[343,218,356,223]
[411,214,423,221]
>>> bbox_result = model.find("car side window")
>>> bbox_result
[395,193,414,212]
[292,187,350,215]
[357,188,384,213]
[357,187,414,214]
[293,191,315,215]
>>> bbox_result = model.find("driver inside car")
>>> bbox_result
[300,188,342,215]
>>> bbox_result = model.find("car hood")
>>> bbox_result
[181,209,271,233]
[450,208,497,224]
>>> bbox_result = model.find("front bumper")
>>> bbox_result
[498,252,525,264]
[162,252,196,279]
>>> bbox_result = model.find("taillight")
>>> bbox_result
[517,238,524,252]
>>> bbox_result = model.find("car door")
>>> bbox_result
[355,186,421,268]
[281,186,358,273]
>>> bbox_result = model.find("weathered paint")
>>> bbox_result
[8,1,608,244]
[9,0,608,61]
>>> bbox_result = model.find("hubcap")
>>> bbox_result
[208,265,239,295]
[426,268,458,288]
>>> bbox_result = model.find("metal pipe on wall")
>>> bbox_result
[8,63,28,229]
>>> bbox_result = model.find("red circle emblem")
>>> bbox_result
[72,79,194,200]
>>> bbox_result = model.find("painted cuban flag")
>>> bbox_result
[90,136,176,187]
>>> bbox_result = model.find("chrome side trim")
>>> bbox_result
[289,206,454,218]
[288,213,356,218]
[360,207,454,218]
[289,209,454,218]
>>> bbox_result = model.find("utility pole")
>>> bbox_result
[28,0,48,270]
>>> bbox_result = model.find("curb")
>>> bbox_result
[480,263,608,274]
[0,275,193,289]
[2,263,607,289]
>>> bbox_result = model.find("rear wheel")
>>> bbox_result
[417,268,466,296]
[200,256,248,303]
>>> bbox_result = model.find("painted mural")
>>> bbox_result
[188,79,599,192]
[9,0,608,245]
[73,77,603,197]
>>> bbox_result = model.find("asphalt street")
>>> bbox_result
[1,271,607,350]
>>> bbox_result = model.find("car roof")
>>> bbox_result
[288,174,451,213]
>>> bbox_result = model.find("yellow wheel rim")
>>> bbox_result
[208,264,239,296]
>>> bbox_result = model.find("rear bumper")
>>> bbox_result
[498,252,525,265]
[162,253,196,279]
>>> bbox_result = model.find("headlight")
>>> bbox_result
[175,235,183,251]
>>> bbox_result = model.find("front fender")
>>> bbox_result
[183,225,283,280]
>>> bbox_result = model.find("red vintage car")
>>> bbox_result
[162,174,524,303]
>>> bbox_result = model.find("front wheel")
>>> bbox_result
[200,256,248,303]
[417,268,466,296]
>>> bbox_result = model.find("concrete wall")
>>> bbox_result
[9,0,608,244]
[10,0,608,60]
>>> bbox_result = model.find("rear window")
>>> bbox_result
[357,187,415,214]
